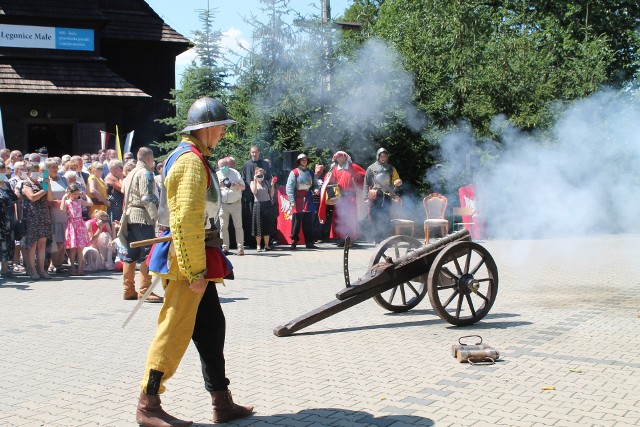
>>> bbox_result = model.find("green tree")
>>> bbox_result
[375,0,613,135]
[226,0,322,175]
[514,1,640,83]
[154,4,229,156]
[337,0,384,51]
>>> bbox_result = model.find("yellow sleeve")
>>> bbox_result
[391,167,400,183]
[165,152,207,282]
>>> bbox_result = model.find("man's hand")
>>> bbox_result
[189,277,207,294]
[393,179,403,187]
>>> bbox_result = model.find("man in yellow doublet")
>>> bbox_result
[136,98,253,427]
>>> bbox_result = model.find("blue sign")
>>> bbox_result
[55,27,94,51]
[0,24,94,51]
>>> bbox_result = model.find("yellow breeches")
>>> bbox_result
[141,278,204,394]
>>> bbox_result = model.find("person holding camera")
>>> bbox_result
[83,210,115,271]
[250,167,275,252]
[217,157,245,255]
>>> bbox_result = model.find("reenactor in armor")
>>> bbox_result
[363,148,403,243]
[285,153,319,249]
[136,97,253,426]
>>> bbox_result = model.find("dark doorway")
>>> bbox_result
[27,123,74,156]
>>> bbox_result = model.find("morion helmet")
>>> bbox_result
[296,153,309,165]
[181,97,237,134]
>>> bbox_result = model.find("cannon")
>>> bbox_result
[274,229,498,337]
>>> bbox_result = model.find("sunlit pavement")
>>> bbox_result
[1,234,639,426]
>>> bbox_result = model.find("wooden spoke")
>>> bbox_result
[465,293,476,318]
[464,249,472,274]
[470,256,486,275]
[441,266,458,280]
[455,293,463,317]
[453,257,463,276]
[442,290,459,308]
[387,286,397,305]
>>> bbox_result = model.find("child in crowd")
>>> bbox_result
[60,183,92,275]
[83,210,115,271]
[113,239,126,272]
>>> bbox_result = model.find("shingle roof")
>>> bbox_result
[0,59,150,97]
[99,10,191,44]
[0,0,191,46]
[0,0,105,21]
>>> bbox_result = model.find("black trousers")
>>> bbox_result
[370,195,392,242]
[125,223,155,263]
[193,282,229,391]
[291,212,314,244]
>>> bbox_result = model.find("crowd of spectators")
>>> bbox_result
[0,146,135,280]
[0,143,404,280]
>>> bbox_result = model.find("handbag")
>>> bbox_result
[325,184,342,205]
[13,219,26,241]
[368,188,379,200]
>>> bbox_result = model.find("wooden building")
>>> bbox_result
[0,0,190,155]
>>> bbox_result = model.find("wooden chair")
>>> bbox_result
[389,196,415,237]
[452,206,475,232]
[423,193,448,243]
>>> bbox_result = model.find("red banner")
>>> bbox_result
[458,184,485,239]
[275,186,306,244]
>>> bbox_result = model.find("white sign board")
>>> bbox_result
[0,24,94,51]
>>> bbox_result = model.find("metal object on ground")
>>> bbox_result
[452,335,500,365]
[274,228,499,337]
[122,276,162,328]
[451,335,490,357]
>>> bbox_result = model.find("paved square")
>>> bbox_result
[1,234,639,426]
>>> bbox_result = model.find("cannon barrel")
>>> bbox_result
[274,229,472,337]
[336,229,470,301]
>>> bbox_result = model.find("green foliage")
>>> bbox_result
[154,6,229,157]
[225,0,325,176]
[376,0,614,135]
[165,0,640,195]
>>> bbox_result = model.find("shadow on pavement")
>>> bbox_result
[284,310,528,337]
[219,297,249,304]
[0,282,32,290]
[448,320,532,331]
[192,408,435,426]
[292,317,444,336]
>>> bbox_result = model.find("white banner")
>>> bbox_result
[124,130,134,155]
[99,130,109,151]
[0,24,94,51]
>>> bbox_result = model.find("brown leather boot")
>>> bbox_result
[138,262,163,303]
[123,262,137,300]
[210,390,254,423]
[136,392,193,427]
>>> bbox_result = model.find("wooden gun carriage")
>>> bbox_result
[274,229,498,337]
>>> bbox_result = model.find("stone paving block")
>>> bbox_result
[417,387,452,397]
[2,236,640,426]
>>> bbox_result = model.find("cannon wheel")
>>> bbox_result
[427,241,498,326]
[369,235,428,313]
